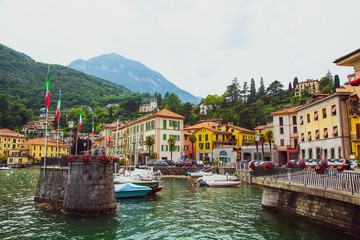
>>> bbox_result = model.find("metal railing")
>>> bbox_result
[261,169,360,195]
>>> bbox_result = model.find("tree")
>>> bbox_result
[248,78,257,103]
[204,94,222,117]
[145,136,155,159]
[225,77,241,104]
[241,81,249,102]
[188,133,197,160]
[288,82,292,92]
[293,77,299,90]
[267,80,284,97]
[164,93,181,113]
[259,133,266,161]
[265,130,273,161]
[334,75,340,88]
[168,136,176,160]
[319,76,334,94]
[258,77,266,98]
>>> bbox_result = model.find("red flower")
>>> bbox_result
[249,162,255,169]
[113,156,119,162]
[100,156,111,164]
[82,156,91,163]
[299,161,305,168]
[67,156,73,163]
[278,162,282,167]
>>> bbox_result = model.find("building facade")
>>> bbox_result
[139,98,158,113]
[295,79,320,96]
[0,129,27,157]
[296,92,351,160]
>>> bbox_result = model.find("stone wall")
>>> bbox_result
[34,157,117,216]
[236,170,252,183]
[34,167,68,208]
[262,186,360,237]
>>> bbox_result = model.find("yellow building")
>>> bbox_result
[334,48,360,157]
[7,138,69,165]
[0,129,27,157]
[217,123,256,146]
[295,79,320,96]
[194,127,232,161]
[296,92,351,160]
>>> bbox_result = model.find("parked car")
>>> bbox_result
[185,160,193,167]
[165,160,175,166]
[175,161,185,167]
[147,160,169,166]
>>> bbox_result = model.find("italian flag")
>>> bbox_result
[109,129,112,142]
[102,125,105,140]
[92,116,95,137]
[79,106,82,131]
[56,90,61,122]
[45,66,50,108]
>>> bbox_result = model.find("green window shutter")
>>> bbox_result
[166,145,168,151]
[163,134,166,140]
[161,145,163,151]
[163,120,167,129]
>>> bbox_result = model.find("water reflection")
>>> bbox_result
[0,169,348,240]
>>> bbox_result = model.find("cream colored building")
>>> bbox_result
[139,98,158,113]
[295,79,320,96]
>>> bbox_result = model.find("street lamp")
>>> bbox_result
[68,121,74,156]
[255,134,260,161]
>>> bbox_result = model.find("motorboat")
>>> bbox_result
[189,170,213,178]
[195,173,241,187]
[115,183,152,199]
[0,166,11,170]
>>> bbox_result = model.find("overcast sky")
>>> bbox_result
[1,0,359,98]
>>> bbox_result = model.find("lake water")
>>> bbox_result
[0,168,348,239]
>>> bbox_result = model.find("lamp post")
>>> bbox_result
[255,134,260,161]
[68,121,74,156]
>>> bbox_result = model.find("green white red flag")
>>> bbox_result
[92,116,95,137]
[109,129,112,142]
[45,66,50,108]
[56,90,61,122]
[102,125,105,140]
[79,106,82,131]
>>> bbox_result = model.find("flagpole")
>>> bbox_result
[75,106,81,155]
[44,65,50,176]
[57,89,61,165]
[115,119,119,174]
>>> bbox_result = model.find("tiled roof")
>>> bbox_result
[334,49,360,63]
[0,129,27,138]
[153,109,186,119]
[254,125,266,130]
[184,121,219,131]
[195,127,232,135]
[20,138,68,147]
[219,124,256,134]
[270,105,303,116]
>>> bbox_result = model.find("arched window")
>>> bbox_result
[219,151,227,156]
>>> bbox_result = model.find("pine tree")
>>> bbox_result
[248,78,257,103]
[258,77,266,98]
[293,77,299,90]
[288,82,292,91]
[334,75,340,88]
[242,81,249,102]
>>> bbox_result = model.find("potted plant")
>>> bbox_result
[249,161,255,170]
[298,161,305,169]
[315,165,324,174]
[336,164,345,172]
[67,156,73,163]
[100,156,111,164]
[82,155,91,164]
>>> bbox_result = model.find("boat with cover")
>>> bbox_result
[195,173,241,187]
[115,183,152,198]
[188,169,213,178]
[0,166,11,170]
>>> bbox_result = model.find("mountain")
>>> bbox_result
[0,44,130,110]
[68,53,201,104]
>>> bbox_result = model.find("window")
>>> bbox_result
[307,114,310,123]
[293,126,297,134]
[324,149,328,159]
[220,151,227,156]
[184,145,188,151]
[279,117,283,126]
[300,116,304,125]
[322,108,327,118]
[331,105,336,116]
[302,149,305,159]
[205,143,210,149]
[205,134,208,141]
[307,132,311,141]
[280,139,284,146]
[199,135,202,141]
[333,126,338,137]
[331,148,335,158]
[356,124,360,139]
[324,128,329,138]
[13,139,16,143]
[199,143,204,150]
[294,138,298,147]
[301,133,305,142]
[292,116,297,125]
[315,130,319,140]
[280,127,284,134]
[314,111,318,121]
[309,149,313,159]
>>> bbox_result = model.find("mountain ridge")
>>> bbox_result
[68,53,202,104]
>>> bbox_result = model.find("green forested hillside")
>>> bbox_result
[0,44,130,111]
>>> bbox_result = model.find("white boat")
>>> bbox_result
[115,183,152,198]
[0,166,11,170]
[195,173,241,187]
[190,170,213,178]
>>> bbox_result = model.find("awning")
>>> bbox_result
[300,116,304,124]
[333,126,338,135]
[314,111,318,119]
[323,128,328,137]
[350,78,360,86]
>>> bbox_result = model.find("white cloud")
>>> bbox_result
[0,0,358,98]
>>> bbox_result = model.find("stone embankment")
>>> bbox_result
[34,157,116,216]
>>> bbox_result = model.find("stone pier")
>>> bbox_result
[34,157,117,216]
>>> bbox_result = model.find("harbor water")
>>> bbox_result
[0,169,347,239]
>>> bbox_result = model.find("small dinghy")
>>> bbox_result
[115,183,152,199]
